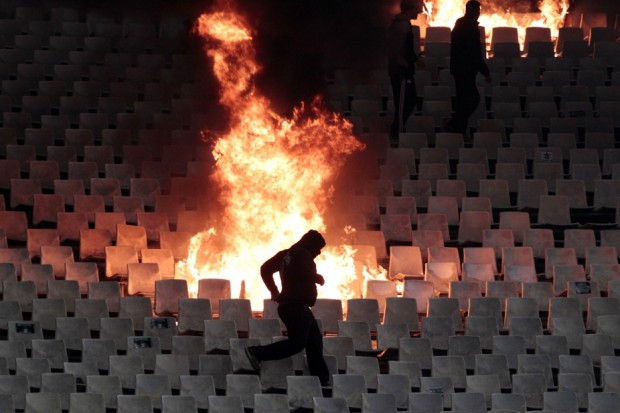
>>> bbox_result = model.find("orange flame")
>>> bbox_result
[178,3,371,310]
[422,0,569,47]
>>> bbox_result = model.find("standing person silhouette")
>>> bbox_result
[387,0,424,138]
[245,230,330,386]
[445,0,491,135]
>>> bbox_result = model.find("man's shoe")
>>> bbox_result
[245,346,261,371]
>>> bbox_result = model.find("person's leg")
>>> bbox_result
[304,311,330,386]
[401,78,417,130]
[251,303,311,361]
[451,76,469,133]
[390,73,403,137]
[451,76,480,134]
[462,79,481,128]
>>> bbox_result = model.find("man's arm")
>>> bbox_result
[260,250,286,299]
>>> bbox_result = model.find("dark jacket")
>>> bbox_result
[387,13,418,78]
[450,14,489,78]
[260,230,326,307]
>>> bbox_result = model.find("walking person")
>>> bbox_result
[388,0,424,138]
[245,230,330,386]
[445,0,491,135]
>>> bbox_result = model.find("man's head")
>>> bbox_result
[400,0,424,19]
[294,230,326,258]
[465,0,481,19]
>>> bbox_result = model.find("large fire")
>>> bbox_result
[422,0,569,46]
[175,3,371,310]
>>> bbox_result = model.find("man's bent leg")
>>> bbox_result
[305,314,330,386]
[252,303,311,362]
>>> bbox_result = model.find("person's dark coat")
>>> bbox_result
[450,14,489,79]
[387,13,418,78]
[260,230,326,307]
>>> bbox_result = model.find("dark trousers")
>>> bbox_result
[451,75,480,134]
[254,302,329,386]
[390,71,416,136]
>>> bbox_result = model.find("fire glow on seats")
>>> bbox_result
[175,2,373,309]
[423,0,569,44]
